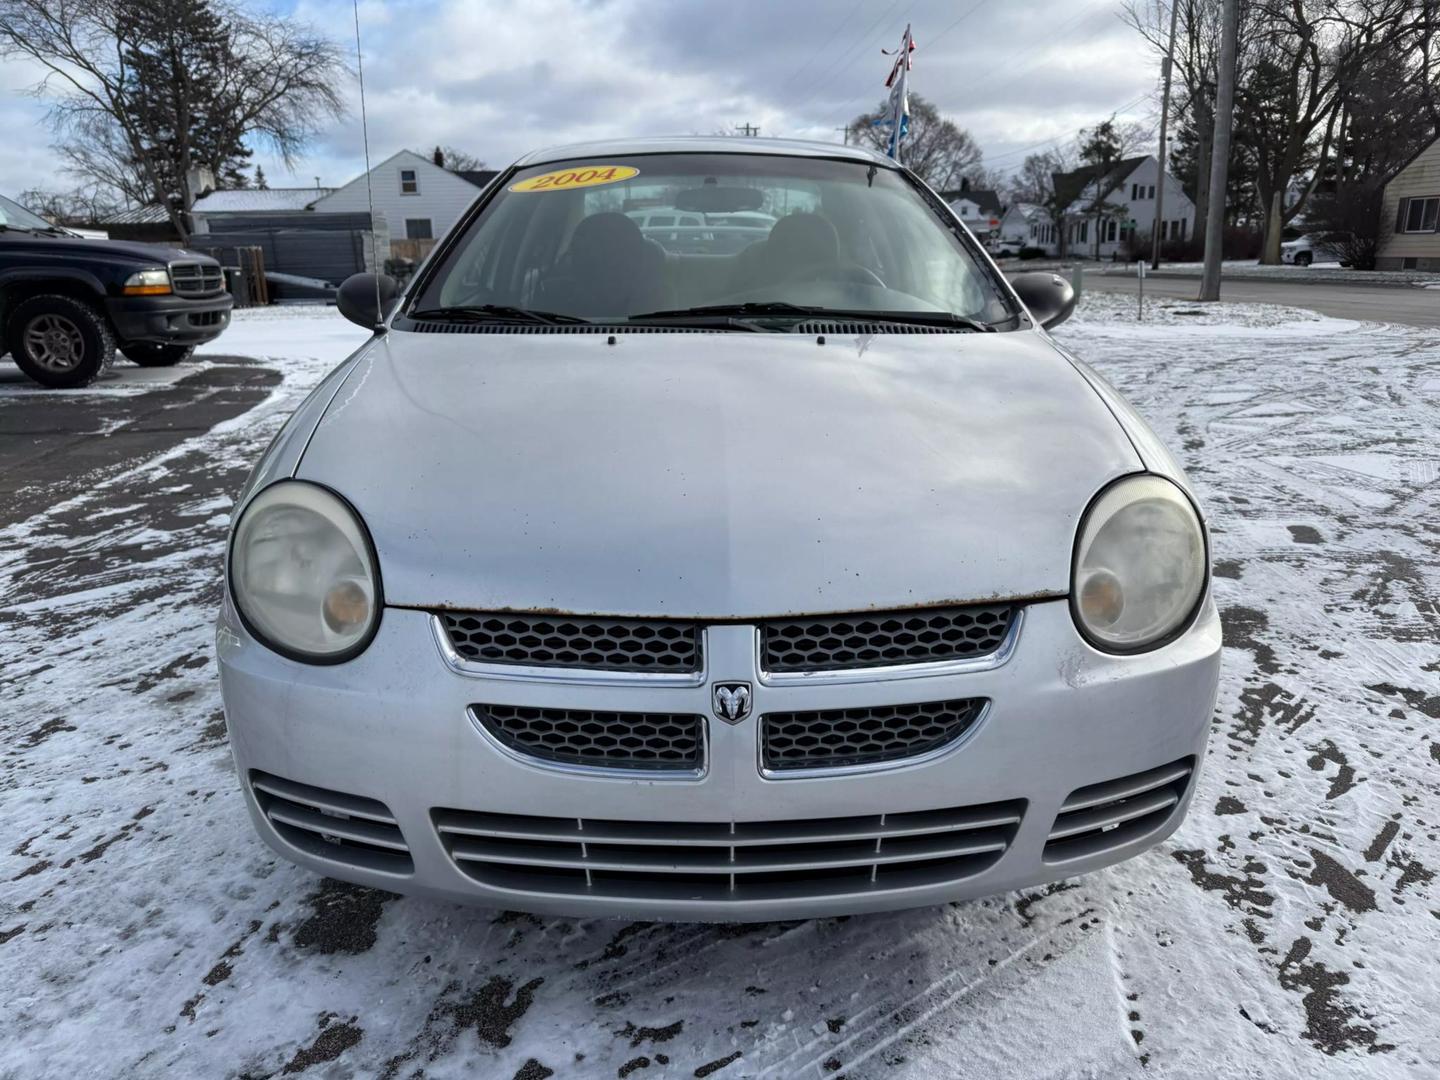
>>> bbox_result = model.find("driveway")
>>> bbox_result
[1085,273,1440,328]
[2,306,1438,1078]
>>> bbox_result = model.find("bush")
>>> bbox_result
[1017,246,1046,260]
[1307,185,1384,271]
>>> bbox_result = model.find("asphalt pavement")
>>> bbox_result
[1084,273,1440,328]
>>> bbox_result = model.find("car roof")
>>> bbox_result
[513,136,898,169]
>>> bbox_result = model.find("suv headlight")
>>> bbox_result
[122,268,172,295]
[229,481,381,663]
[1072,475,1207,652]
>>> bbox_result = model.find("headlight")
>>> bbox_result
[122,268,172,295]
[1072,475,1207,652]
[229,481,381,663]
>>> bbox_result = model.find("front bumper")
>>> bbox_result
[218,597,1220,921]
[106,293,233,345]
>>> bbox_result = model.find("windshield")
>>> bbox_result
[0,194,59,232]
[408,153,1018,328]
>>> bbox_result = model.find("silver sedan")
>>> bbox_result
[218,138,1219,921]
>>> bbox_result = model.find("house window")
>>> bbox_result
[405,218,433,240]
[1148,185,1156,199]
[400,168,418,195]
[1399,196,1439,233]
[1105,219,1118,242]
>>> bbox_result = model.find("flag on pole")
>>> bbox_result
[880,24,915,162]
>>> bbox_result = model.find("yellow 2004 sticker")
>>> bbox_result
[509,165,639,193]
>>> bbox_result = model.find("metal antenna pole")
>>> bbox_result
[1151,0,1179,270]
[1200,0,1238,301]
[352,0,382,329]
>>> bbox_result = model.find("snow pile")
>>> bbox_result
[1070,289,1322,328]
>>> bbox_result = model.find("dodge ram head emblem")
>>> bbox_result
[712,682,753,724]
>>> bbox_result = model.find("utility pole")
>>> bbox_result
[834,124,852,145]
[1150,0,1179,270]
[1199,0,1238,301]
[736,122,760,136]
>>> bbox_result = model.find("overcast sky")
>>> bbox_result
[0,0,1161,202]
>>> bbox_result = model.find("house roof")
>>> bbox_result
[102,204,171,225]
[1005,202,1048,222]
[456,169,499,189]
[193,187,333,213]
[1053,155,1148,213]
[939,188,1002,215]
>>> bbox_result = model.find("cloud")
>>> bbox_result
[0,0,1158,199]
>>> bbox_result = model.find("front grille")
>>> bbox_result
[186,310,226,327]
[762,698,986,772]
[439,612,702,673]
[472,704,704,771]
[432,801,1024,902]
[250,771,412,873]
[761,604,1015,673]
[1044,759,1194,863]
[169,261,224,297]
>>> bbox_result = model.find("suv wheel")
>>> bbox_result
[8,294,115,389]
[1295,252,1313,267]
[122,342,196,367]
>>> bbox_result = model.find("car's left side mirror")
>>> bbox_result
[336,273,400,331]
[1009,271,1077,330]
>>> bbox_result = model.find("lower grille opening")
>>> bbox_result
[433,801,1024,902]
[1044,758,1194,863]
[472,704,705,771]
[761,698,987,772]
[250,771,412,874]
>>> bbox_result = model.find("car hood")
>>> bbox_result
[297,329,1142,617]
[0,232,216,265]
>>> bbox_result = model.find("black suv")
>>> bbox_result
[0,194,233,388]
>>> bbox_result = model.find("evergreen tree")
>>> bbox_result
[254,164,268,190]
[432,145,445,168]
[118,0,253,215]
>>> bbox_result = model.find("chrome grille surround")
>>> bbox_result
[760,604,1016,674]
[471,703,706,774]
[761,698,987,774]
[250,771,412,874]
[432,800,1024,902]
[1044,758,1194,863]
[438,611,702,674]
[168,260,225,297]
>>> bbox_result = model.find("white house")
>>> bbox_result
[997,203,1059,256]
[940,187,1003,240]
[312,149,489,250]
[1055,154,1195,259]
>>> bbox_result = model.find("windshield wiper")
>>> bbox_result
[629,302,822,323]
[407,304,592,326]
[629,303,997,332]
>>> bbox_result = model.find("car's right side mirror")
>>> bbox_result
[337,272,400,331]
[1009,271,1077,330]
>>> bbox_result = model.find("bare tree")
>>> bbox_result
[15,185,120,225]
[0,0,346,241]
[434,145,487,173]
[1239,0,1423,262]
[850,94,985,191]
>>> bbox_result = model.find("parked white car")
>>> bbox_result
[1280,234,1344,266]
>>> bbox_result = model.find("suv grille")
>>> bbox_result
[761,604,1014,673]
[250,771,412,873]
[439,612,702,673]
[432,800,1023,902]
[1044,759,1194,863]
[473,704,704,771]
[762,698,986,772]
[169,261,224,297]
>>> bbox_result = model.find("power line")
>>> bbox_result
[776,0,867,97]
[789,0,910,117]
[981,91,1155,169]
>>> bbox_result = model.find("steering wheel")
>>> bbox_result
[781,260,886,289]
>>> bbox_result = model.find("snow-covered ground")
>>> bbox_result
[2,301,1438,1079]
